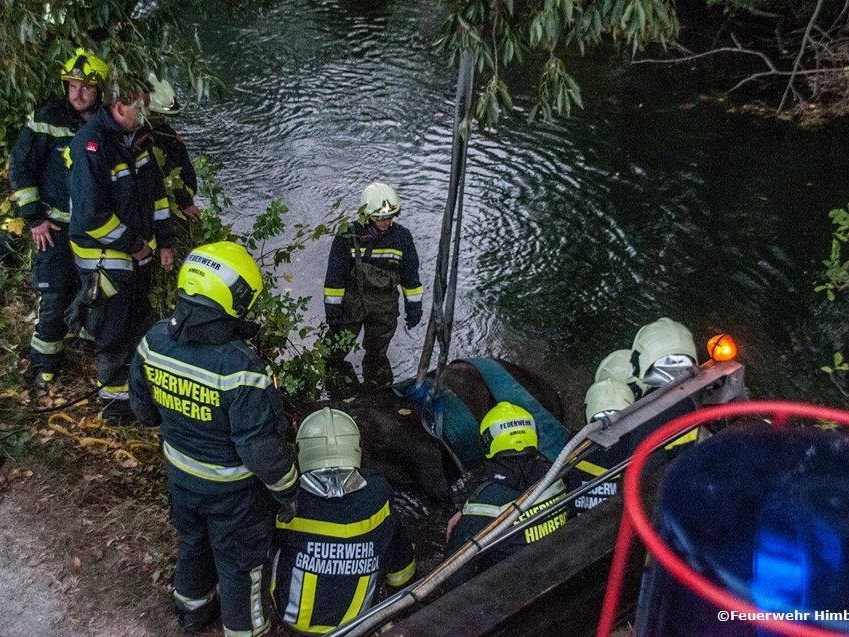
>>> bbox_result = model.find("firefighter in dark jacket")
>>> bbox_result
[445,402,567,587]
[9,48,108,390]
[146,73,200,221]
[68,87,174,420]
[273,408,415,634]
[129,241,299,636]
[324,182,423,389]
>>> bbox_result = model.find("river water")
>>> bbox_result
[179,0,849,418]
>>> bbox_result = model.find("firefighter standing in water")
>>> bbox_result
[323,182,423,391]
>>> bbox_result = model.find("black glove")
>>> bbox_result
[325,303,344,332]
[275,490,298,525]
[405,303,423,330]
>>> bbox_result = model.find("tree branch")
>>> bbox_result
[634,44,776,72]
[779,0,825,112]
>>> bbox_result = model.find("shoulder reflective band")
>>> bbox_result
[138,338,271,391]
[162,441,253,482]
[463,480,566,518]
[135,151,150,168]
[276,500,391,537]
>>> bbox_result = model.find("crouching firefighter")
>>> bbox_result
[272,408,416,634]
[9,48,108,391]
[323,182,423,392]
[129,241,298,636]
[445,402,568,587]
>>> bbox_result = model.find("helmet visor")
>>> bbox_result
[642,354,697,387]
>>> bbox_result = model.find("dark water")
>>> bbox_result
[179,0,849,418]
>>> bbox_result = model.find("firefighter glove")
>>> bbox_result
[275,490,298,525]
[405,304,422,330]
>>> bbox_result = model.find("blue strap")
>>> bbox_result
[463,358,568,463]
[394,377,482,469]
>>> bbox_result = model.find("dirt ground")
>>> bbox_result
[0,437,455,637]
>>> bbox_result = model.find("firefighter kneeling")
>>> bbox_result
[272,408,416,634]
[129,242,298,636]
[446,402,568,586]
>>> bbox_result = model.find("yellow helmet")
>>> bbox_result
[359,181,400,222]
[177,242,263,318]
[61,48,108,87]
[480,402,538,459]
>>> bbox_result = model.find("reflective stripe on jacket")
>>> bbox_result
[129,320,297,496]
[9,98,86,228]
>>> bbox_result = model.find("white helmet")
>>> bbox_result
[585,379,635,424]
[360,182,400,220]
[147,72,181,115]
[632,317,697,387]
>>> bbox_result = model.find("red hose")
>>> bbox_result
[597,401,849,637]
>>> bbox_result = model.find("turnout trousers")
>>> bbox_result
[73,266,136,412]
[169,476,274,636]
[30,224,77,375]
[328,287,399,390]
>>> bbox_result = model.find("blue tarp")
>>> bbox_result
[396,358,568,469]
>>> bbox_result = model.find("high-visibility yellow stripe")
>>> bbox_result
[339,575,372,625]
[386,559,415,587]
[87,213,121,239]
[163,441,253,482]
[26,120,73,137]
[323,287,345,297]
[138,339,271,391]
[153,196,168,209]
[110,162,129,175]
[294,571,318,632]
[576,460,609,477]
[403,285,424,297]
[371,248,402,256]
[276,501,390,537]
[13,186,39,206]
[70,241,132,261]
[664,428,698,450]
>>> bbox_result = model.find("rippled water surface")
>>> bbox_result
[179,0,849,413]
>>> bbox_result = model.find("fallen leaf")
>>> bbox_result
[1,217,25,236]
[72,556,81,568]
[397,408,412,416]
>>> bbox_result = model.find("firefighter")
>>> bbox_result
[146,73,200,221]
[272,407,416,634]
[68,84,174,420]
[9,48,108,391]
[445,402,567,586]
[323,182,423,390]
[128,241,298,636]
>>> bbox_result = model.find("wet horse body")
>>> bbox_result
[338,359,567,504]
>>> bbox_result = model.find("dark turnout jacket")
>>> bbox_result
[68,105,173,268]
[9,97,87,227]
[129,305,297,499]
[273,470,415,634]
